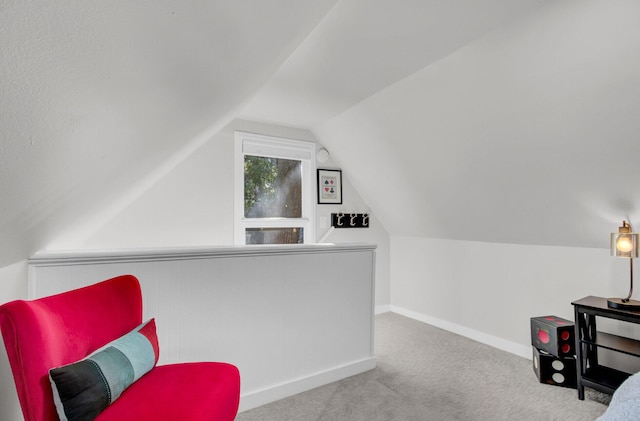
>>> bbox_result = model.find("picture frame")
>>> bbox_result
[317,169,342,204]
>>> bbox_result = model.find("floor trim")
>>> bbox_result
[239,357,377,412]
[388,305,531,359]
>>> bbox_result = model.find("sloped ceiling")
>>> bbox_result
[244,0,640,249]
[2,0,640,267]
[0,0,337,266]
[239,0,549,128]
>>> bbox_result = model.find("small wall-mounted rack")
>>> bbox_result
[331,213,370,228]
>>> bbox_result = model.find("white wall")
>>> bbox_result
[83,119,391,309]
[390,236,638,360]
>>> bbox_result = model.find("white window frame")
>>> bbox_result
[234,131,316,245]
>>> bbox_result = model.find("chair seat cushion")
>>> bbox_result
[95,362,240,421]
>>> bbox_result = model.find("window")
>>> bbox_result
[234,131,316,244]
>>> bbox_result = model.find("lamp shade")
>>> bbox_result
[607,220,640,310]
[611,221,639,258]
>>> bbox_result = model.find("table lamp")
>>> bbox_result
[608,220,640,310]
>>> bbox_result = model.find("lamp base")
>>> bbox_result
[607,298,640,311]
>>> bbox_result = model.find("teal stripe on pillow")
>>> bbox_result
[90,346,134,402]
[49,319,159,421]
[109,330,155,381]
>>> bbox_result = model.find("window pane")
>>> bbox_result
[244,156,302,218]
[246,228,304,244]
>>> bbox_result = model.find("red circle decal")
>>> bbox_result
[538,330,550,344]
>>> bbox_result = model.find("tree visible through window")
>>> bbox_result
[234,131,315,245]
[244,157,301,218]
[244,156,303,244]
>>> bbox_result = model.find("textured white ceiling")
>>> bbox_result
[3,0,640,267]
[314,0,640,248]
[239,0,548,128]
[0,0,337,265]
[243,0,640,249]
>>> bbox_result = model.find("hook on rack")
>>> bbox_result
[331,213,370,228]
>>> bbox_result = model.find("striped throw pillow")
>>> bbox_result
[49,319,159,421]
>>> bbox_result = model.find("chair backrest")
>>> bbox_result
[0,275,143,421]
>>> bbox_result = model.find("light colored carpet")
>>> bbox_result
[236,312,609,421]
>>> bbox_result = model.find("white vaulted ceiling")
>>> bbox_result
[313,0,640,248]
[0,0,337,265]
[2,0,640,267]
[239,0,548,128]
[243,0,640,248]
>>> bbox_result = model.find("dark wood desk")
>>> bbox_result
[572,296,640,399]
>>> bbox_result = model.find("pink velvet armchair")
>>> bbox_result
[0,274,240,421]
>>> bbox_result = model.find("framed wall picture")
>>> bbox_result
[317,169,342,204]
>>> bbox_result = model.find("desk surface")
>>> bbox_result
[572,296,640,320]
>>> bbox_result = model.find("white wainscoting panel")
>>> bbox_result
[29,244,377,411]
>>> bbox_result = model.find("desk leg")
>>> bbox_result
[575,307,586,400]
[585,314,598,367]
[575,307,597,400]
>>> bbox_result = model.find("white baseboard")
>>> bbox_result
[238,357,377,413]
[375,304,391,314]
[389,305,531,360]
[238,307,531,413]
